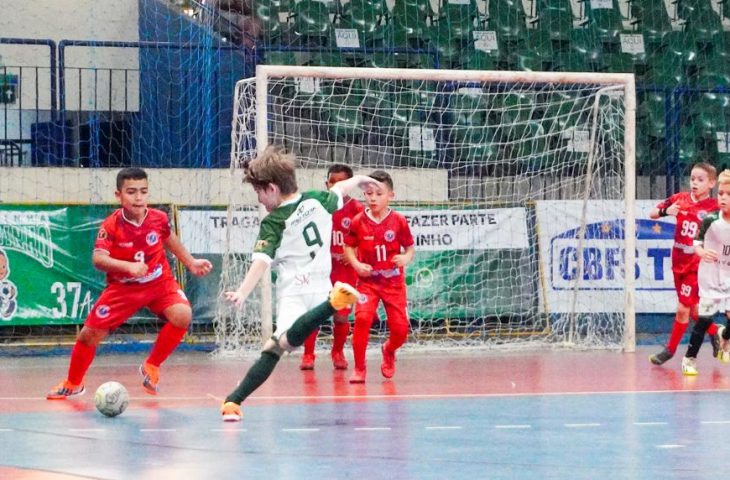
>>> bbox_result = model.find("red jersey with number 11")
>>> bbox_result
[345,209,414,285]
[655,192,718,274]
[94,208,174,285]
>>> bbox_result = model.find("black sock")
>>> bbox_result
[723,320,730,340]
[285,301,335,347]
[225,350,280,405]
[687,317,713,359]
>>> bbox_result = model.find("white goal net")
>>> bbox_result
[215,66,636,356]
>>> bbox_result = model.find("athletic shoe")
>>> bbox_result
[299,353,315,370]
[46,380,85,400]
[681,356,698,376]
[349,368,366,384]
[331,350,348,370]
[649,348,673,365]
[221,402,242,422]
[717,326,730,363]
[380,344,396,379]
[139,362,160,395]
[711,326,722,359]
[329,282,360,311]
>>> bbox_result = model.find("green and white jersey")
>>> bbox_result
[695,211,730,298]
[252,190,342,298]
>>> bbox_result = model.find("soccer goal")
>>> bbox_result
[214,65,636,356]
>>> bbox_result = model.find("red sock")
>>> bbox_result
[303,328,318,356]
[351,319,370,371]
[146,323,187,367]
[708,322,719,336]
[67,341,96,385]
[666,319,689,355]
[332,321,349,352]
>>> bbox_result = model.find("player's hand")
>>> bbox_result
[354,262,373,277]
[224,290,247,307]
[699,248,718,262]
[666,202,680,216]
[392,254,409,267]
[187,258,213,276]
[127,262,149,278]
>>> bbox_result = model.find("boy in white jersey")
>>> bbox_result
[682,169,730,375]
[220,145,380,422]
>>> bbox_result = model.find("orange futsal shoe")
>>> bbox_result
[299,353,315,370]
[46,380,85,400]
[349,368,366,384]
[381,344,396,379]
[331,350,348,370]
[329,282,360,311]
[139,362,160,395]
[221,402,242,422]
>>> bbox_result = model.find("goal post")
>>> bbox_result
[216,65,636,356]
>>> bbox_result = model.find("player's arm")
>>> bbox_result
[163,231,213,277]
[650,195,679,219]
[694,216,718,262]
[344,245,372,277]
[92,250,147,278]
[392,245,416,267]
[223,258,269,307]
[330,175,382,199]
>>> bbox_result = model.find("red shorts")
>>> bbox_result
[354,281,409,331]
[331,261,358,316]
[85,277,190,330]
[673,270,699,307]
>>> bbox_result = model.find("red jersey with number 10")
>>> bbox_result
[94,208,174,285]
[345,209,415,285]
[656,192,718,274]
[331,197,365,266]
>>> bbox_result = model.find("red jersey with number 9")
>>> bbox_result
[94,208,174,285]
[345,209,415,285]
[656,192,718,274]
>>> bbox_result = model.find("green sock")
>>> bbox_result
[285,301,335,347]
[225,351,280,404]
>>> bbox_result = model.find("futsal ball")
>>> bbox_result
[94,381,129,417]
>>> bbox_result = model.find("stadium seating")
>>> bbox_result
[290,0,334,45]
[391,0,434,48]
[578,0,625,52]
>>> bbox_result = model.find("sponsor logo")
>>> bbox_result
[550,219,675,291]
[96,305,111,318]
[146,232,159,246]
[384,230,396,242]
[0,211,54,267]
[119,242,133,248]
[97,228,108,240]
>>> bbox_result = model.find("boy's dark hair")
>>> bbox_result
[245,145,298,195]
[369,170,393,190]
[327,164,354,178]
[693,162,718,181]
[116,168,148,190]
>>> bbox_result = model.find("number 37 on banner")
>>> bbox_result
[50,282,94,320]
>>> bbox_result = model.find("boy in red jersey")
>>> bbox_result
[47,168,213,399]
[344,170,415,383]
[649,162,720,365]
[300,164,364,371]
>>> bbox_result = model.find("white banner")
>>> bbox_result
[180,207,530,254]
[178,209,260,255]
[536,200,677,313]
[401,208,529,251]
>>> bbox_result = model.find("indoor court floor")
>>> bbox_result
[2,346,730,479]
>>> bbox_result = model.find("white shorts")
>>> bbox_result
[274,292,328,336]
[698,297,730,317]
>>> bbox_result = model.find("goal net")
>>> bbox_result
[215,66,636,356]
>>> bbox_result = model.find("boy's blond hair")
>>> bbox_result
[693,162,718,181]
[718,169,730,185]
[244,145,298,195]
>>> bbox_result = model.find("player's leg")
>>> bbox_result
[222,283,359,421]
[380,284,409,379]
[683,270,720,353]
[141,283,192,394]
[331,311,350,370]
[350,283,380,383]
[47,285,136,399]
[300,329,318,370]
[650,272,692,365]
[682,298,718,375]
